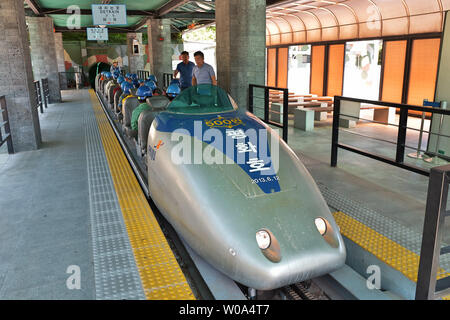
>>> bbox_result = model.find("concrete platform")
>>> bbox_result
[0,90,95,299]
[0,90,193,300]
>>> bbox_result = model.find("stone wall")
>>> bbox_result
[0,0,41,151]
[26,16,61,103]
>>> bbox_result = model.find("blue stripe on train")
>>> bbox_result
[155,110,281,194]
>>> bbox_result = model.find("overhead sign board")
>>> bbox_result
[92,4,127,26]
[87,27,109,41]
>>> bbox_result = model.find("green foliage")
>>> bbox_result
[172,32,183,44]
[182,25,216,42]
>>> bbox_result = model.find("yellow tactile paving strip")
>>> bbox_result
[89,90,195,300]
[333,211,450,300]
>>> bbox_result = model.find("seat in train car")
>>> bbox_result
[113,89,123,113]
[122,97,140,137]
[137,96,170,155]
[107,83,119,109]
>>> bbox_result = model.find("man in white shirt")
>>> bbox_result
[192,51,217,86]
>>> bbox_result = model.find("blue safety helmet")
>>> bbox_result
[136,85,153,100]
[122,82,134,95]
[144,80,157,91]
[147,75,157,83]
[132,79,140,89]
[117,76,125,85]
[125,73,131,79]
[166,84,181,98]
[130,74,138,80]
[113,71,120,80]
[105,72,113,79]
[170,79,180,86]
[138,79,145,84]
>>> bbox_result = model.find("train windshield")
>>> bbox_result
[167,84,237,114]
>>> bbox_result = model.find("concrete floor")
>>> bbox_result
[0,90,95,299]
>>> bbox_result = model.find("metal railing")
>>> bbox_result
[137,70,150,80]
[59,72,85,89]
[0,96,14,154]
[248,84,289,143]
[331,96,450,177]
[41,78,49,109]
[163,73,173,89]
[34,80,43,114]
[416,164,450,300]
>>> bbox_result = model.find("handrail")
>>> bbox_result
[41,78,49,108]
[34,81,43,114]
[248,84,289,143]
[137,70,150,80]
[333,95,450,116]
[416,164,450,300]
[59,72,85,89]
[163,73,173,89]
[0,96,14,154]
[331,96,450,176]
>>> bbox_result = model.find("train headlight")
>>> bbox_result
[315,218,327,236]
[256,230,271,250]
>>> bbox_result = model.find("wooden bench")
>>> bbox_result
[269,100,332,122]
[294,103,393,131]
[269,97,303,103]
[269,94,317,102]
[269,103,293,123]
[340,103,393,128]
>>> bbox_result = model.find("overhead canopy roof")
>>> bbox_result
[266,0,450,46]
[24,0,216,32]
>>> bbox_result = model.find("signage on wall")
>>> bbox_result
[87,27,109,41]
[92,4,127,26]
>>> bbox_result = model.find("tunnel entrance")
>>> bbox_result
[88,62,111,90]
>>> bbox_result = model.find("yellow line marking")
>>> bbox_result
[89,90,195,300]
[333,211,450,300]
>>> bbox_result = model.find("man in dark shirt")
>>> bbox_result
[110,61,121,75]
[174,51,195,91]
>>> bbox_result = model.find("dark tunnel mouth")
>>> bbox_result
[88,62,111,89]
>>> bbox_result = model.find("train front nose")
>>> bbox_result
[230,215,346,291]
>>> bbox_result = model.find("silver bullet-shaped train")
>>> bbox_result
[145,84,346,290]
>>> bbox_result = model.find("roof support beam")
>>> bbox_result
[54,26,132,33]
[133,18,150,32]
[163,12,215,19]
[24,0,44,16]
[157,0,190,16]
[41,8,155,16]
[40,8,214,20]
